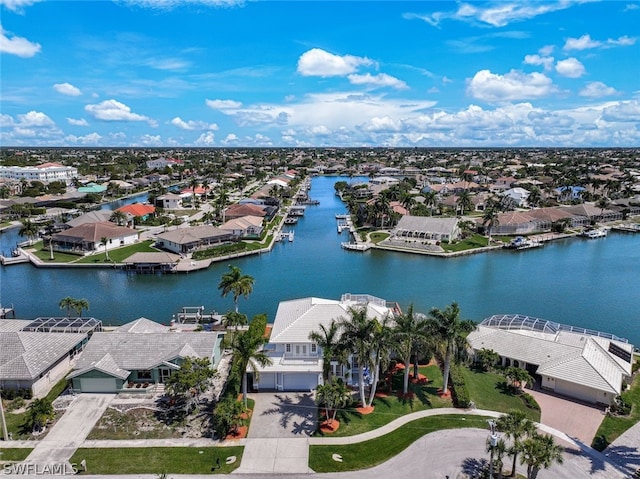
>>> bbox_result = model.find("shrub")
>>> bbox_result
[520,393,540,411]
[449,364,471,408]
[7,397,26,412]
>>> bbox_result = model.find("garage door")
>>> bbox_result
[283,373,317,391]
[554,380,599,404]
[258,373,276,390]
[79,378,117,393]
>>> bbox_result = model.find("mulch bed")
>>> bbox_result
[356,405,375,415]
[225,425,248,440]
[319,420,340,433]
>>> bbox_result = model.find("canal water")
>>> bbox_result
[2,176,640,346]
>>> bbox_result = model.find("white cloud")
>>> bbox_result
[85,99,152,123]
[579,82,618,98]
[624,3,639,11]
[65,132,102,145]
[307,125,332,136]
[607,35,636,47]
[467,69,556,102]
[194,131,216,146]
[18,110,54,127]
[205,99,242,110]
[53,82,82,96]
[0,0,41,12]
[0,24,41,57]
[144,57,191,71]
[563,34,601,51]
[297,48,374,77]
[347,73,408,90]
[221,133,240,145]
[170,117,218,130]
[138,134,162,146]
[601,101,640,122]
[555,58,586,78]
[67,118,89,126]
[122,0,242,10]
[523,54,554,71]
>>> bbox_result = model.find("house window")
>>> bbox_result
[286,344,291,353]
[137,370,152,380]
[311,344,317,354]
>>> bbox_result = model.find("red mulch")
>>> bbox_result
[437,388,451,398]
[395,363,405,370]
[240,409,252,420]
[410,373,429,384]
[375,391,389,398]
[356,405,375,415]
[319,420,340,433]
[225,425,248,440]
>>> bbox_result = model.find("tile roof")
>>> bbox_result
[224,204,267,218]
[53,221,138,243]
[220,215,263,231]
[117,203,155,217]
[156,225,229,244]
[0,332,87,380]
[65,210,112,227]
[394,216,459,235]
[0,319,32,332]
[116,318,169,333]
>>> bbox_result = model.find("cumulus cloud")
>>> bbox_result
[0,24,41,57]
[523,54,554,71]
[170,117,218,130]
[601,101,640,122]
[579,82,618,98]
[467,69,555,102]
[221,133,240,145]
[564,34,636,51]
[0,109,62,145]
[205,99,242,110]
[307,125,332,136]
[53,82,82,96]
[0,0,41,12]
[138,134,162,146]
[18,110,55,126]
[347,73,408,90]
[85,99,152,124]
[194,131,216,146]
[65,132,102,145]
[555,58,586,78]
[67,118,89,126]
[297,48,374,77]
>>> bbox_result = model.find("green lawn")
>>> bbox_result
[309,414,491,472]
[369,232,389,243]
[592,366,640,451]
[440,234,489,252]
[75,240,158,263]
[315,364,452,437]
[0,448,33,464]
[461,366,540,421]
[70,446,244,474]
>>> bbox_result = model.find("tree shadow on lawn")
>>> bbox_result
[495,381,519,397]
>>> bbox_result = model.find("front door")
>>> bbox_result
[159,368,172,383]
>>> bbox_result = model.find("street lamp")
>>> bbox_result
[487,419,498,478]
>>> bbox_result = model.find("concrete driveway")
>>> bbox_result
[247,392,317,438]
[528,388,606,445]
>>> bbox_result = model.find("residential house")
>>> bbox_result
[50,221,139,254]
[155,225,233,254]
[156,192,182,209]
[117,203,156,226]
[69,318,224,393]
[467,315,634,406]
[501,187,531,207]
[224,203,268,221]
[392,216,460,243]
[255,294,395,392]
[219,215,264,238]
[65,210,113,228]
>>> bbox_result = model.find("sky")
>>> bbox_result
[1,0,639,148]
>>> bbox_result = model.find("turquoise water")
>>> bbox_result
[2,176,640,346]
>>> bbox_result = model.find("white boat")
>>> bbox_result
[341,242,370,251]
[504,236,542,250]
[288,231,294,242]
[582,228,608,239]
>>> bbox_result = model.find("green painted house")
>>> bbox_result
[69,318,223,393]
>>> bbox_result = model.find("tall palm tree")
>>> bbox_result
[366,315,393,406]
[427,302,475,395]
[519,433,564,479]
[110,210,127,226]
[227,314,272,408]
[457,190,474,216]
[218,265,255,313]
[18,219,39,243]
[73,298,90,317]
[100,237,110,261]
[393,304,429,395]
[338,306,378,407]
[59,296,75,317]
[482,207,500,244]
[497,409,536,477]
[424,191,438,216]
[308,319,344,383]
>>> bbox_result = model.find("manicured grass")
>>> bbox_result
[461,366,540,422]
[75,240,158,263]
[0,448,33,463]
[70,446,244,474]
[440,234,489,252]
[309,414,491,472]
[369,232,389,243]
[592,366,640,451]
[315,364,452,437]
[32,248,83,262]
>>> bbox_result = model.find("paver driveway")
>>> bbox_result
[247,392,317,438]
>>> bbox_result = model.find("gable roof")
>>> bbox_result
[53,221,138,243]
[66,210,113,227]
[224,204,267,217]
[117,203,155,217]
[0,331,87,380]
[394,216,459,235]
[116,318,169,333]
[68,353,130,380]
[220,215,263,231]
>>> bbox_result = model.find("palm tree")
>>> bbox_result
[338,306,377,407]
[497,409,537,477]
[527,187,542,208]
[482,207,500,244]
[227,314,272,408]
[423,191,438,216]
[222,311,248,329]
[366,315,393,406]
[519,433,564,479]
[316,378,351,425]
[218,265,255,313]
[73,298,90,316]
[427,302,475,395]
[59,296,75,317]
[393,304,429,395]
[110,210,127,226]
[18,219,39,244]
[100,237,110,261]
[457,190,474,216]
[308,319,345,383]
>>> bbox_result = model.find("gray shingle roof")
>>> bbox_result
[394,216,459,235]
[116,318,169,333]
[0,332,87,380]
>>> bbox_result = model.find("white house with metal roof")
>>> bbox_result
[467,314,634,406]
[255,294,395,392]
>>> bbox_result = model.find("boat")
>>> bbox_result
[341,242,371,251]
[284,217,298,225]
[504,236,542,250]
[288,231,294,242]
[335,214,349,219]
[581,228,608,239]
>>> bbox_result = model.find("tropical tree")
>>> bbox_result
[497,409,537,477]
[392,304,429,395]
[165,357,217,411]
[227,314,272,408]
[308,319,345,383]
[72,298,90,317]
[457,190,474,216]
[427,302,475,395]
[476,348,500,371]
[338,306,378,408]
[24,398,55,433]
[504,367,533,392]
[189,177,199,206]
[100,236,110,261]
[110,210,127,226]
[18,219,39,243]
[482,207,500,244]
[366,315,393,406]
[212,396,245,438]
[218,265,255,313]
[59,296,76,317]
[222,311,248,329]
[527,187,542,208]
[424,191,438,216]
[316,377,351,425]
[519,433,564,479]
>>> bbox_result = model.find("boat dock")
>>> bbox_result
[174,306,223,325]
[275,231,295,242]
[612,223,640,233]
[0,304,16,319]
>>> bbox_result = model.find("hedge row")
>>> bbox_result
[449,364,471,408]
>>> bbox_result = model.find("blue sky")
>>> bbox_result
[1,0,639,148]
